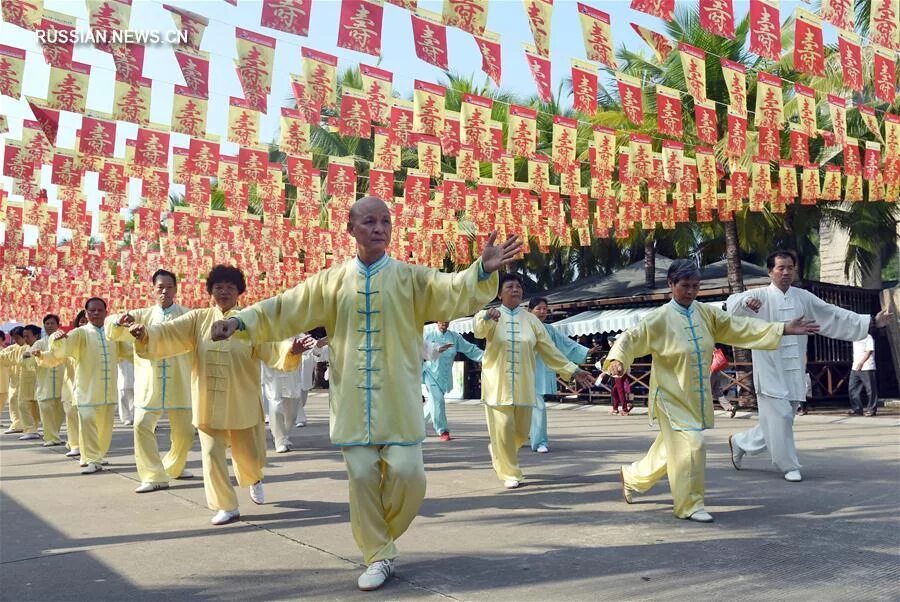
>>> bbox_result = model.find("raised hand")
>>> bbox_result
[607,359,625,378]
[588,343,604,355]
[315,336,329,348]
[117,313,136,327]
[211,318,239,341]
[784,317,820,336]
[485,308,501,321]
[438,343,454,353]
[745,297,763,313]
[51,330,68,340]
[128,324,147,340]
[573,370,596,389]
[481,231,523,273]
[290,335,315,355]
[875,309,894,329]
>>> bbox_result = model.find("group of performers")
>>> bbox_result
[1,196,892,591]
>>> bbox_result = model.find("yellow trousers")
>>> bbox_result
[197,422,266,512]
[6,392,23,430]
[134,407,194,484]
[78,404,115,465]
[0,392,5,424]
[485,405,533,482]
[63,400,79,451]
[38,398,65,443]
[622,409,706,518]
[19,398,40,434]
[342,444,426,565]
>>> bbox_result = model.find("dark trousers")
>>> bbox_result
[849,371,878,414]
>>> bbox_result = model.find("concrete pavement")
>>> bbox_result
[2,393,899,600]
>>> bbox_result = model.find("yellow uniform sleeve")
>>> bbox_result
[710,306,784,350]
[473,309,498,340]
[136,311,199,360]
[411,260,498,324]
[605,320,653,373]
[254,340,302,372]
[48,329,86,362]
[238,270,332,345]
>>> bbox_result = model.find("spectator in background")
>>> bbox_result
[848,334,878,417]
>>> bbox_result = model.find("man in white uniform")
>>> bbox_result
[295,337,328,428]
[848,335,878,416]
[727,250,892,482]
[261,335,318,452]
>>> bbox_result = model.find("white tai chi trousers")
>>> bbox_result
[732,393,802,473]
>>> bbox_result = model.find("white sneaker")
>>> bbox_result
[784,470,803,482]
[729,435,744,470]
[357,559,394,591]
[250,481,265,504]
[18,433,41,440]
[211,509,240,525]
[688,510,714,523]
[134,482,169,493]
[65,449,81,458]
[503,479,520,489]
[535,444,549,453]
[4,427,23,434]
[620,468,634,504]
[275,444,289,453]
[175,469,194,479]
[295,422,306,427]
[42,440,63,447]
[81,462,103,474]
[122,421,132,426]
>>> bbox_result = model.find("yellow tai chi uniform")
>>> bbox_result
[606,300,784,518]
[109,304,195,485]
[135,307,299,511]
[0,345,40,434]
[46,320,128,465]
[474,306,579,482]
[60,359,79,452]
[1,349,23,431]
[0,361,9,426]
[29,337,65,444]
[235,255,497,565]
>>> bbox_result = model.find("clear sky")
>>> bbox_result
[1,0,810,245]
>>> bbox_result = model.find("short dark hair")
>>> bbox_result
[84,297,107,310]
[151,269,178,285]
[43,314,60,325]
[528,296,549,310]
[498,272,524,293]
[766,249,798,270]
[24,324,42,337]
[666,259,701,284]
[73,310,87,328]
[10,326,24,337]
[206,265,246,295]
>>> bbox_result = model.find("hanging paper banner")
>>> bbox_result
[164,4,208,51]
[47,62,90,113]
[699,0,735,39]
[235,27,276,108]
[616,72,643,124]
[844,137,862,175]
[800,164,820,204]
[656,85,683,138]
[368,167,394,201]
[793,83,816,136]
[171,86,208,137]
[494,153,514,188]
[523,0,553,57]
[0,44,26,100]
[837,31,863,93]
[174,48,209,98]
[527,154,550,192]
[552,115,577,172]
[864,141,882,181]
[659,140,682,184]
[51,151,82,188]
[358,64,392,125]
[460,92,491,150]
[592,125,616,174]
[789,125,810,165]
[474,30,502,86]
[577,3,614,66]
[413,80,446,138]
[820,165,841,201]
[754,71,783,129]
[630,23,674,63]
[749,0,780,61]
[630,0,674,21]
[694,98,718,145]
[228,96,261,146]
[113,75,151,125]
[416,134,442,178]
[338,88,372,138]
[720,58,746,115]
[726,108,747,157]
[261,0,312,36]
[3,140,33,181]
[238,146,268,184]
[524,43,552,103]
[38,11,76,69]
[302,47,338,109]
[794,9,825,76]
[327,156,357,200]
[405,169,430,205]
[629,133,653,181]
[389,98,414,147]
[778,161,797,199]
[828,94,848,145]
[442,111,461,157]
[135,126,170,169]
[87,0,132,53]
[873,46,898,104]
[571,58,597,115]
[442,177,467,209]
[98,159,127,194]
[678,42,707,102]
[442,0,488,35]
[480,120,503,163]
[869,0,899,51]
[886,114,900,159]
[2,0,42,30]
[410,9,449,69]
[821,0,854,32]
[189,137,220,177]
[859,105,884,142]
[80,112,116,157]
[280,108,310,154]
[757,126,780,161]
[337,0,384,56]
[373,126,399,169]
[172,147,190,185]
[507,105,537,158]
[110,42,144,84]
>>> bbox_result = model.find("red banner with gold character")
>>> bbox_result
[630,0,674,21]
[656,85,682,138]
[524,44,552,103]
[0,44,26,99]
[749,0,780,61]
[571,59,597,115]
[699,0,734,39]
[794,9,824,76]
[261,0,312,36]
[474,31,502,86]
[873,46,897,104]
[411,9,449,69]
[337,0,384,56]
[616,72,643,125]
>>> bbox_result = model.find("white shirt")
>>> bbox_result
[852,336,876,371]
[727,284,870,401]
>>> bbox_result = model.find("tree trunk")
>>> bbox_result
[644,234,655,289]
[724,220,745,293]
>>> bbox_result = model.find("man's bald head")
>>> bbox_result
[347,196,392,259]
[348,196,389,223]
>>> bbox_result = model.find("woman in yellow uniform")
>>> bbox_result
[605,260,821,523]
[475,273,596,489]
[129,265,303,525]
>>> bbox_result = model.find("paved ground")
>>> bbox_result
[2,393,899,601]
